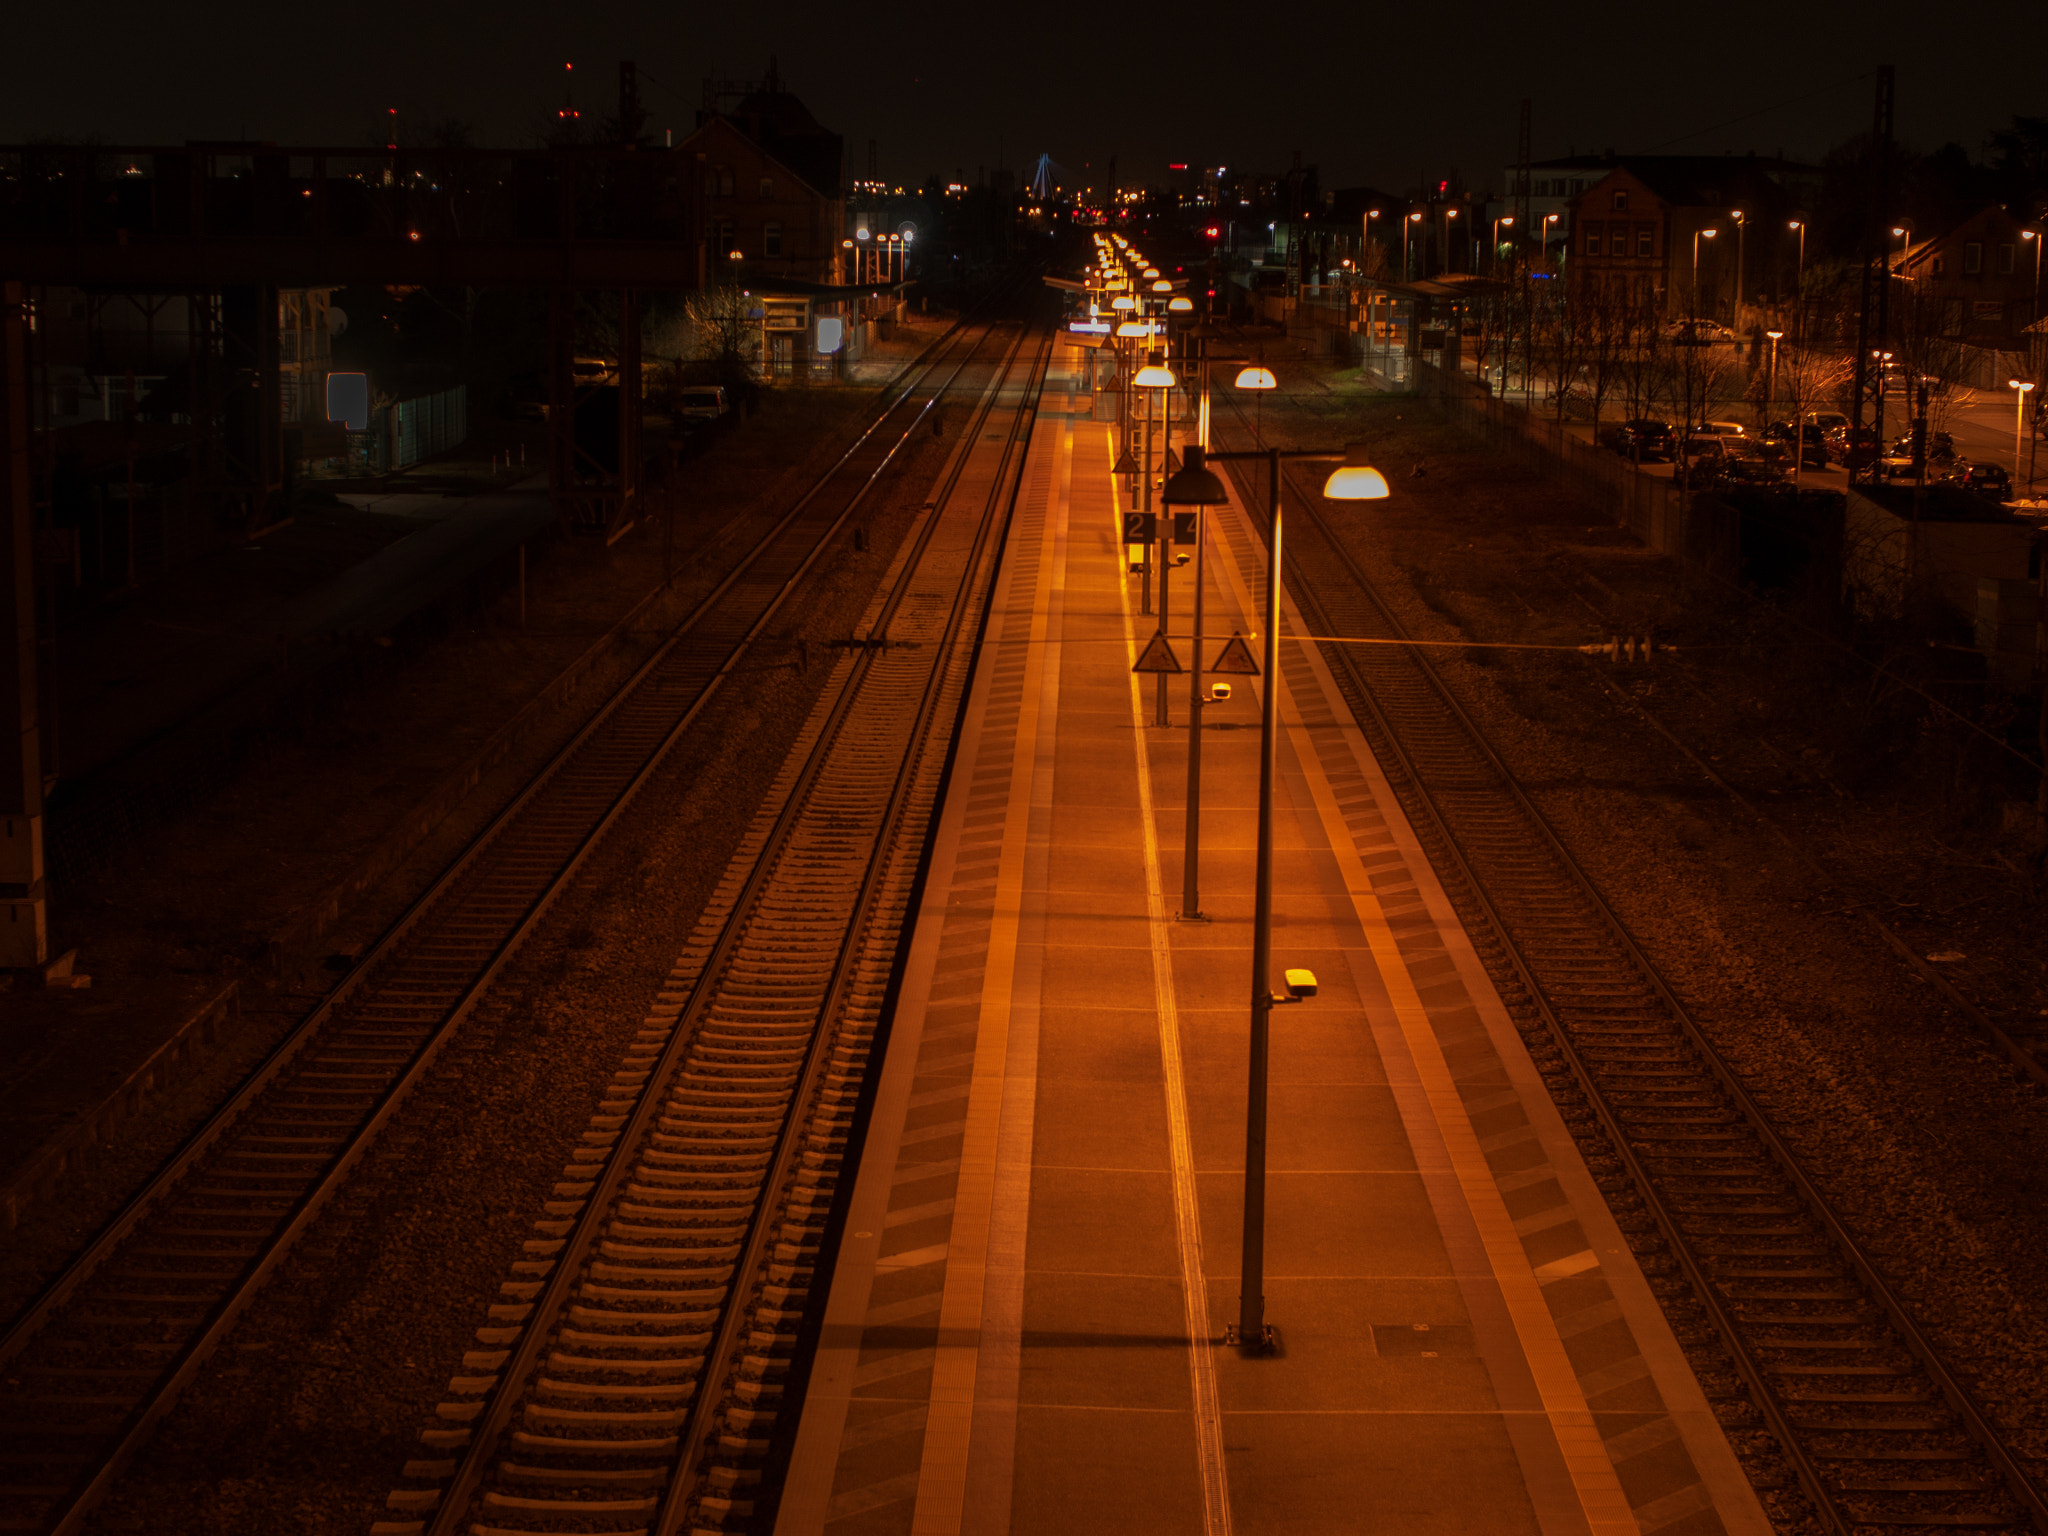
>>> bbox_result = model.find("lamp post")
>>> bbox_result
[1445,206,1460,275]
[1691,227,1718,320]
[1136,353,1178,725]
[1789,220,1806,336]
[1764,328,1783,463]
[1159,439,1388,1354]
[1730,210,1746,330]
[2010,379,2035,494]
[1403,211,1422,281]
[1541,212,1558,269]
[1490,213,1515,275]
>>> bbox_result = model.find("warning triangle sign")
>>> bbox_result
[1132,631,1184,674]
[1208,632,1261,676]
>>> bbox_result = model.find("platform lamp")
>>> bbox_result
[1236,361,1276,446]
[1135,352,1178,724]
[1161,438,1388,1355]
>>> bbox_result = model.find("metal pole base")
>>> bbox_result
[1175,910,1210,924]
[1224,1322,1280,1357]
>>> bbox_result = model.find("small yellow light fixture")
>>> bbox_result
[1322,444,1391,501]
[1142,267,1160,279]
[1235,366,1277,390]
[1167,295,1194,312]
[1151,279,1173,292]
[1111,294,1136,311]
[1115,321,1151,338]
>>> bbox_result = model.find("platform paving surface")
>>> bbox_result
[776,371,1772,1536]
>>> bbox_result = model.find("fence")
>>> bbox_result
[390,385,467,470]
[1412,359,1739,584]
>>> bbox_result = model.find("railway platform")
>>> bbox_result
[775,365,1772,1536]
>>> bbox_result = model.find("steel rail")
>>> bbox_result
[1214,399,2048,1535]
[411,317,1050,1535]
[0,310,1017,1536]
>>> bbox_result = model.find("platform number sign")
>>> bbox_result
[1172,511,1198,543]
[1122,511,1157,544]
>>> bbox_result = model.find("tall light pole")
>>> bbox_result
[1691,227,1718,319]
[1403,211,1421,281]
[2011,379,2035,495]
[1160,439,1389,1355]
[1136,352,1177,725]
[1764,328,1782,454]
[1541,212,1558,268]
[1730,209,1746,331]
[1789,219,1807,336]
[1445,207,1460,275]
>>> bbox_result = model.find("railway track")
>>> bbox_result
[0,307,1027,1536]
[362,316,1052,1533]
[1212,407,2048,1536]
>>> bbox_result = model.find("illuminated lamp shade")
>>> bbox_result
[1235,366,1277,390]
[1151,279,1173,292]
[1142,267,1160,279]
[1111,294,1136,311]
[1133,360,1177,389]
[1114,321,1151,337]
[1167,296,1194,312]
[1322,444,1391,501]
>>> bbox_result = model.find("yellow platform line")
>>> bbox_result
[1109,430,1233,1536]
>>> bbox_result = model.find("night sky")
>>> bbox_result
[8,0,2045,191]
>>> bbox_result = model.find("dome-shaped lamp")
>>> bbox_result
[1111,294,1136,311]
[1167,295,1194,312]
[1235,366,1277,390]
[1115,320,1151,338]
[1142,267,1160,279]
[1134,351,1176,389]
[1322,443,1391,500]
[1163,445,1228,506]
[1151,279,1173,292]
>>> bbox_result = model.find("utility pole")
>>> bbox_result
[1850,65,1895,486]
[1,282,47,970]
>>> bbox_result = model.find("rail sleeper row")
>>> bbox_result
[1219,434,2045,1535]
[372,320,1044,1534]
[0,316,1018,1536]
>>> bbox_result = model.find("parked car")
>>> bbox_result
[1613,418,1676,462]
[1697,419,1748,438]
[1665,318,1735,345]
[1945,461,2013,501]
[1721,443,1787,485]
[1876,447,1921,481]
[1763,421,1830,468]
[673,385,731,423]
[1825,424,1879,469]
[1804,410,1849,436]
[1885,430,1955,468]
[1681,432,1729,467]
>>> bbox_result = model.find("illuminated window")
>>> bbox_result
[763,222,783,258]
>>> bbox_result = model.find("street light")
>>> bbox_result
[1764,328,1783,452]
[1789,220,1807,336]
[1160,436,1386,1355]
[1491,213,1515,275]
[1136,352,1178,722]
[1445,206,1460,275]
[1730,210,1746,330]
[1541,212,1559,268]
[2011,380,2036,496]
[1692,228,1718,318]
[1403,211,1422,281]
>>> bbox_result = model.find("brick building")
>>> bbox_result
[678,69,846,290]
